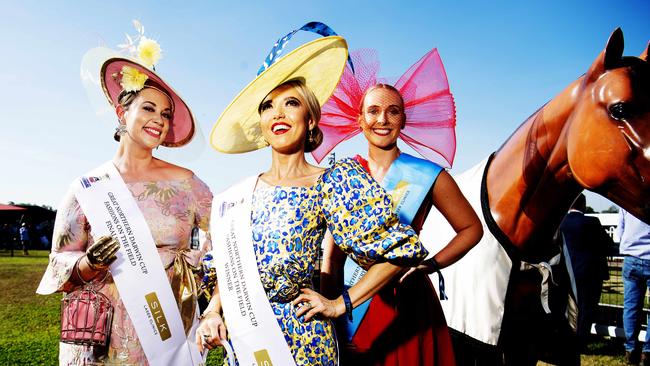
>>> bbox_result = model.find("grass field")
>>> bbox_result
[0,250,630,365]
[0,250,223,365]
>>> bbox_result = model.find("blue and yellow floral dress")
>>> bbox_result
[208,158,427,365]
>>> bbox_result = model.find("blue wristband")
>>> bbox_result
[342,289,353,321]
[430,258,448,300]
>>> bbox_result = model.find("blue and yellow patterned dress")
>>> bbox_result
[209,158,427,365]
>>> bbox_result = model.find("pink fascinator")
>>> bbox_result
[312,48,456,168]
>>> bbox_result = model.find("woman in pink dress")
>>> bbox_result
[37,26,212,365]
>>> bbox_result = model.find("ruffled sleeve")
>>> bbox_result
[187,176,216,299]
[193,176,213,252]
[318,158,428,269]
[185,175,213,267]
[36,187,91,294]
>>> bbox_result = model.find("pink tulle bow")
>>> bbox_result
[312,48,456,168]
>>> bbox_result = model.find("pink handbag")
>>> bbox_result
[60,262,113,346]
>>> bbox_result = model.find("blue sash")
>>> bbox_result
[342,153,442,341]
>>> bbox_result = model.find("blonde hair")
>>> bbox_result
[359,83,405,113]
[260,79,324,152]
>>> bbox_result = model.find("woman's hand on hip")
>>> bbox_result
[292,288,344,321]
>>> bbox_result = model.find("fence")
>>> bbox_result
[594,256,648,340]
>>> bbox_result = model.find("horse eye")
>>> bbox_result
[608,102,632,121]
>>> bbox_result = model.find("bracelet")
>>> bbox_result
[85,256,100,271]
[429,257,440,272]
[341,289,353,321]
[85,255,108,272]
[199,310,220,320]
[430,258,448,300]
[76,256,106,284]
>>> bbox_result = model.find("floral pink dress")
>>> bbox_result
[37,175,212,366]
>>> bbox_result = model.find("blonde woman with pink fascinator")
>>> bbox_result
[317,49,483,365]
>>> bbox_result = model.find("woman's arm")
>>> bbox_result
[195,284,227,352]
[420,171,483,271]
[70,236,120,283]
[37,190,116,294]
[295,261,401,321]
[303,158,430,320]
[319,230,346,299]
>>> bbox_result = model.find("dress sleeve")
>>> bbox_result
[318,158,428,269]
[189,175,217,299]
[36,187,91,294]
[189,175,213,263]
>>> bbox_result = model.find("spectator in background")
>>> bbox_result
[560,193,612,349]
[619,208,650,365]
[19,223,29,256]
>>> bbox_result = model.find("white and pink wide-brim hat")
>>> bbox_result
[99,55,195,148]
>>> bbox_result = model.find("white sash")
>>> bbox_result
[210,176,296,366]
[73,161,204,365]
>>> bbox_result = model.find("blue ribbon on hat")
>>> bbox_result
[257,21,354,76]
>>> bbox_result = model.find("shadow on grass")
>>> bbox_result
[576,337,628,366]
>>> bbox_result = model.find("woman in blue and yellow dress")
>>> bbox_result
[195,23,429,366]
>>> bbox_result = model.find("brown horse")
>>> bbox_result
[422,28,650,365]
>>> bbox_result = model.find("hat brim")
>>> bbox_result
[100,57,195,148]
[210,36,348,154]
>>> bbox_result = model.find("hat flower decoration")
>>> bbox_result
[115,20,163,91]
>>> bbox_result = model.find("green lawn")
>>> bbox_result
[0,250,631,365]
[0,250,222,365]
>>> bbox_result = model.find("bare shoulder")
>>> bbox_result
[431,170,464,202]
[153,159,194,181]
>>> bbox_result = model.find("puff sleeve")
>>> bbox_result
[36,188,91,294]
[184,175,213,267]
[318,158,428,269]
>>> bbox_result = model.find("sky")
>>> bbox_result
[0,0,648,211]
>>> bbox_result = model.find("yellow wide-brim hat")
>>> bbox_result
[210,36,349,153]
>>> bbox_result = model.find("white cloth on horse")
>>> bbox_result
[420,157,512,346]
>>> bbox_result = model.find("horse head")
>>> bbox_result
[566,28,650,222]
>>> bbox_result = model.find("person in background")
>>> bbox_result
[19,223,30,256]
[559,193,612,349]
[618,208,650,365]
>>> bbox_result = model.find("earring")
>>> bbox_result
[115,124,127,136]
[308,129,316,145]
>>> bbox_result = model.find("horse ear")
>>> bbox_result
[586,28,624,81]
[641,41,649,61]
